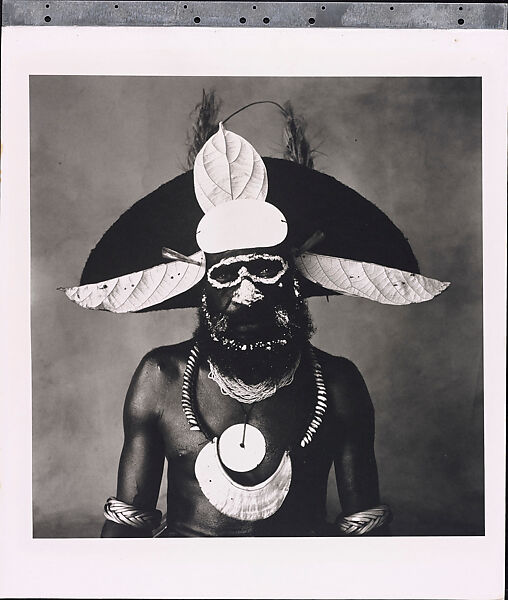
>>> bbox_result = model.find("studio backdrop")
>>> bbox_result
[30,76,483,537]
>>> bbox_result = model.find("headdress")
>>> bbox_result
[62,100,449,311]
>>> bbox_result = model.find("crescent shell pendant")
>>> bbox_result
[194,439,292,521]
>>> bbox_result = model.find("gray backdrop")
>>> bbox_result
[30,76,483,537]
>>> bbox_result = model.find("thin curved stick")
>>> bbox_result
[222,100,289,125]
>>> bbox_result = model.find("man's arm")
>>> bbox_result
[101,352,166,538]
[324,354,389,535]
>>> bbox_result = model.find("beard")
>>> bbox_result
[195,286,314,385]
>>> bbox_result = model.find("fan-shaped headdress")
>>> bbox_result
[62,102,449,312]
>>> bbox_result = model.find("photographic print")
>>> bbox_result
[30,75,483,539]
[2,24,505,599]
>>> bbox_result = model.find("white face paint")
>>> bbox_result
[231,278,264,306]
[207,253,289,290]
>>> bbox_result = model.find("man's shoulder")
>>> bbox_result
[311,345,363,387]
[140,339,195,381]
[311,345,373,419]
[125,339,195,420]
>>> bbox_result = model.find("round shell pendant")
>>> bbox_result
[218,424,266,472]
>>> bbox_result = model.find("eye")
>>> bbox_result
[249,259,283,279]
[210,264,239,284]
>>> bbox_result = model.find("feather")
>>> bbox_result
[186,89,222,170]
[282,101,316,169]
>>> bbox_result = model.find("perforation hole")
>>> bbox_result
[194,16,200,23]
[44,15,51,22]
[263,17,270,24]
[308,17,315,24]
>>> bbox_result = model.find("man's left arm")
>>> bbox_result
[325,355,391,536]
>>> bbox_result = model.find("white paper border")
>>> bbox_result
[1,26,506,599]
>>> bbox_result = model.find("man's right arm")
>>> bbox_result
[101,352,166,538]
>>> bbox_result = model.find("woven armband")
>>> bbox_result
[104,496,162,530]
[336,504,391,535]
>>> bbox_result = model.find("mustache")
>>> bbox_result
[207,304,291,332]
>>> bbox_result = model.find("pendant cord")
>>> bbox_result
[240,404,254,448]
[241,417,247,448]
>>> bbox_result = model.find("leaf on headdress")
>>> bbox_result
[186,89,222,170]
[295,252,450,305]
[62,252,205,313]
[282,101,316,169]
[193,122,268,213]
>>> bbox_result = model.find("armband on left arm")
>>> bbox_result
[335,504,392,535]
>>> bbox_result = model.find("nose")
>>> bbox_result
[231,278,264,306]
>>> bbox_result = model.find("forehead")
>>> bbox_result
[205,246,290,269]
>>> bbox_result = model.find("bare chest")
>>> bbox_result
[160,367,325,484]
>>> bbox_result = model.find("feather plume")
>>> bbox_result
[186,89,222,169]
[282,101,316,169]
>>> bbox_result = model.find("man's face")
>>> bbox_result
[197,246,313,381]
[203,247,297,347]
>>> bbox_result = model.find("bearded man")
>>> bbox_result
[63,115,449,538]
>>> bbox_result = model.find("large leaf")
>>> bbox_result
[295,252,450,305]
[193,122,268,213]
[63,251,205,313]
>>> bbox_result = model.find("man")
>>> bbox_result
[64,119,448,537]
[101,244,382,537]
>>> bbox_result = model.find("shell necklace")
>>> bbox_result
[181,343,328,521]
[207,353,301,404]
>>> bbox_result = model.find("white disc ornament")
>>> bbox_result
[218,424,266,472]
